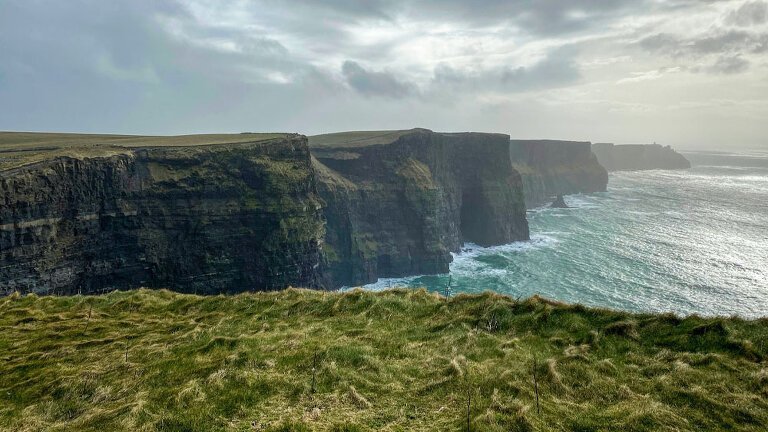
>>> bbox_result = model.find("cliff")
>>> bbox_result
[592,143,691,171]
[0,132,325,295]
[310,129,529,287]
[509,139,608,207]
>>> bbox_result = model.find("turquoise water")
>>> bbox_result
[363,150,768,318]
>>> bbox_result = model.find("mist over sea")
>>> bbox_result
[363,150,768,319]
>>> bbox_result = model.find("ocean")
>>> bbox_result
[362,150,768,319]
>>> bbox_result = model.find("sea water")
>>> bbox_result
[363,150,768,318]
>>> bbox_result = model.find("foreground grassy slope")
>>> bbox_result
[1,289,766,432]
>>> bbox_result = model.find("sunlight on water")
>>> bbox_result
[362,151,768,318]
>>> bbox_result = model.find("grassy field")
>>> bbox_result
[1,288,766,431]
[0,132,288,171]
[308,129,421,148]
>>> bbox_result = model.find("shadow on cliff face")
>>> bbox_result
[460,188,491,245]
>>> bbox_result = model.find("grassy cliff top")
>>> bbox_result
[308,129,430,148]
[0,132,289,171]
[308,129,510,150]
[1,288,766,431]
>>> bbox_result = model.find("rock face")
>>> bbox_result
[310,129,529,287]
[509,140,608,208]
[1,129,533,294]
[0,134,325,295]
[592,143,691,171]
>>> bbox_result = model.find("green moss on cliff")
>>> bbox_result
[396,158,436,189]
[1,289,766,431]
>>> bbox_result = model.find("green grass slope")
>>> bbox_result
[1,289,766,431]
[308,129,423,148]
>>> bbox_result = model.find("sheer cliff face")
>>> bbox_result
[592,143,691,171]
[509,140,608,208]
[0,135,325,295]
[311,129,530,287]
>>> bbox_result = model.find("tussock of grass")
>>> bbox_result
[1,288,767,431]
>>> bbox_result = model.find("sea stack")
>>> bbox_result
[551,194,569,208]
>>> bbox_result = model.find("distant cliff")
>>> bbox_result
[310,129,529,287]
[509,140,608,207]
[592,143,691,171]
[0,133,325,295]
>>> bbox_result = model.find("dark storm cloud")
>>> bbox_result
[341,61,415,97]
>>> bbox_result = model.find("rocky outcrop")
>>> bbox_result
[311,129,529,287]
[0,135,325,295]
[509,140,608,208]
[592,143,691,171]
[551,195,568,208]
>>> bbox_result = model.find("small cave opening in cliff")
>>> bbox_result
[459,188,489,246]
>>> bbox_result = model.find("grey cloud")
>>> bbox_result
[0,0,339,133]
[726,1,768,26]
[1,0,766,149]
[500,48,581,91]
[341,61,415,98]
[258,0,658,36]
[637,29,768,73]
[706,55,751,74]
[431,47,580,94]
[638,33,682,55]
[693,31,768,54]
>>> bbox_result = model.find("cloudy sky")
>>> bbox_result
[1,0,767,149]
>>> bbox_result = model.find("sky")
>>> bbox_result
[1,0,767,150]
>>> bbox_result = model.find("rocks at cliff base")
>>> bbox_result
[591,143,690,171]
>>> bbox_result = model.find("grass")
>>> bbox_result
[1,288,766,431]
[0,132,288,171]
[308,129,425,148]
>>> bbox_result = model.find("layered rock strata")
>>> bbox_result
[310,129,529,287]
[0,134,324,295]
